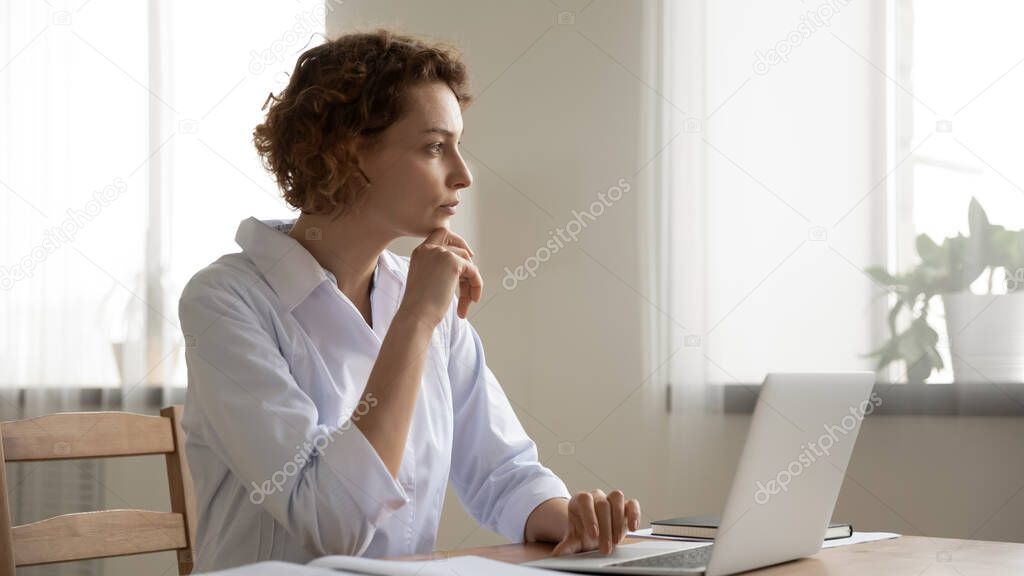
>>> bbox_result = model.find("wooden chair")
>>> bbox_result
[0,406,197,575]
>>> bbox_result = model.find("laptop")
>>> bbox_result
[526,372,875,575]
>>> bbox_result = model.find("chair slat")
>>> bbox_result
[1,412,174,461]
[12,509,187,566]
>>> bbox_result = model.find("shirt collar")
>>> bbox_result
[235,217,403,312]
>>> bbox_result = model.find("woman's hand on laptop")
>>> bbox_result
[552,489,642,556]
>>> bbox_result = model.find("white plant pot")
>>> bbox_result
[943,292,1024,383]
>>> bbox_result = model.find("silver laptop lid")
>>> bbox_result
[706,372,876,576]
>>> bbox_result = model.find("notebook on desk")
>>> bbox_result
[651,514,852,540]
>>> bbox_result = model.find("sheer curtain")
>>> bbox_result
[1,0,319,390]
[655,0,887,409]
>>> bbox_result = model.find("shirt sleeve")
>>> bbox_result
[446,307,571,543]
[179,273,409,557]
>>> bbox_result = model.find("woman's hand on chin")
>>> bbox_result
[399,227,482,326]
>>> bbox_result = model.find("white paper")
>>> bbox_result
[820,531,902,548]
[196,560,358,576]
[308,554,566,575]
[627,528,901,548]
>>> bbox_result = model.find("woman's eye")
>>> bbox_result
[429,143,443,154]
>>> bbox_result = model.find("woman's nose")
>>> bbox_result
[450,153,473,190]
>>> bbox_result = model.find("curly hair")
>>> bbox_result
[253,29,472,217]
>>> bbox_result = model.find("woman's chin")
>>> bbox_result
[429,213,454,228]
[407,218,450,237]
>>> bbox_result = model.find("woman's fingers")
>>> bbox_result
[422,229,481,318]
[625,498,642,532]
[558,491,641,557]
[443,229,475,257]
[592,490,612,554]
[552,533,581,556]
[426,228,481,317]
[571,505,587,549]
[423,227,450,247]
[456,258,482,318]
[608,489,625,544]
[443,246,471,261]
[560,490,641,556]
[552,512,582,556]
[575,492,598,542]
[422,228,475,260]
[552,499,578,556]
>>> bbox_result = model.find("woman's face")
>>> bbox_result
[355,81,473,238]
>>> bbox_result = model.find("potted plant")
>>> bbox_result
[866,198,1024,384]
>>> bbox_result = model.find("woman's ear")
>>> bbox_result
[349,134,379,181]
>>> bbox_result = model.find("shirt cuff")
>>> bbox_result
[495,474,571,543]
[320,423,410,526]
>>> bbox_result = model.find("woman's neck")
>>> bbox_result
[287,212,394,304]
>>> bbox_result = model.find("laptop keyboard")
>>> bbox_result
[609,544,714,569]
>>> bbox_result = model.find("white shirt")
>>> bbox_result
[179,217,570,572]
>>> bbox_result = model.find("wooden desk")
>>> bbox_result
[396,535,1024,574]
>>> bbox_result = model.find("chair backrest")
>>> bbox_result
[0,405,197,575]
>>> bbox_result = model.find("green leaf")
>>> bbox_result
[990,227,1017,268]
[916,233,942,264]
[866,266,900,287]
[968,196,991,240]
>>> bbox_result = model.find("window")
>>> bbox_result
[655,0,1024,398]
[888,0,1024,382]
[1,0,327,389]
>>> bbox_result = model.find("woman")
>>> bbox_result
[179,29,642,572]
